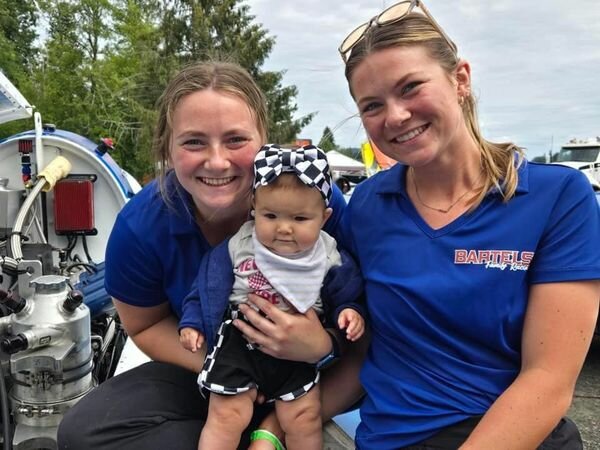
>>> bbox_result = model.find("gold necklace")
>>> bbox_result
[410,167,483,214]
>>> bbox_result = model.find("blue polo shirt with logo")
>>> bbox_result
[339,161,600,449]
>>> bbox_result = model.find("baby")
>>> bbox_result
[179,144,364,450]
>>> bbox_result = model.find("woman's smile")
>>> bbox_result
[197,176,236,186]
[390,123,430,144]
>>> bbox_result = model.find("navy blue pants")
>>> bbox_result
[57,361,272,450]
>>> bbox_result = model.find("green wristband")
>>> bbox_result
[250,429,286,450]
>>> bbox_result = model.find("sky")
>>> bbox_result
[246,0,600,159]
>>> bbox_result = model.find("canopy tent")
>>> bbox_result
[327,150,365,176]
[0,71,33,125]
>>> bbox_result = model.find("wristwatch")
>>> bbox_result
[315,330,341,370]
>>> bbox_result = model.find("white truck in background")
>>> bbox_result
[552,137,600,191]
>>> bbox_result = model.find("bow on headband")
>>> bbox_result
[254,144,333,205]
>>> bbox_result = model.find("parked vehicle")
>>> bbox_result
[552,137,600,190]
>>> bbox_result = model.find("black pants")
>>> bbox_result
[57,361,272,450]
[400,415,582,450]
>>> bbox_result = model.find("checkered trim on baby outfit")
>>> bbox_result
[279,372,321,401]
[198,314,320,401]
[199,319,256,395]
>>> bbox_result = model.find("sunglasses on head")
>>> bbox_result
[338,0,457,63]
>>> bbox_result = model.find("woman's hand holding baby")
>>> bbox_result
[234,294,332,363]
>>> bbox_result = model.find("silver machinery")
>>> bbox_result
[0,72,137,449]
[0,276,93,450]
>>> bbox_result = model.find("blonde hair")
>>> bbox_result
[153,61,268,202]
[345,13,524,205]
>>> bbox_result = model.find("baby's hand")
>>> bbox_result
[337,308,365,342]
[179,327,205,353]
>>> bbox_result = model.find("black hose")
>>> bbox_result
[0,360,12,450]
[82,236,94,264]
[41,192,49,240]
[65,262,96,274]
[65,235,77,261]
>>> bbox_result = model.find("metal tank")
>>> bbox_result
[0,276,93,449]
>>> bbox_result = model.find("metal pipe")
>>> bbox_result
[10,156,71,260]
[34,112,44,178]
[10,179,45,261]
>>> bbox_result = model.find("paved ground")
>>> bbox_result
[569,334,600,449]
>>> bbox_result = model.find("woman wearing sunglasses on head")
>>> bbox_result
[337,1,600,449]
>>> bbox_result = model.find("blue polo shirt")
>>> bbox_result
[105,171,346,319]
[339,161,600,449]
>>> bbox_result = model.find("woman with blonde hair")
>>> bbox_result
[338,1,600,448]
[57,61,365,450]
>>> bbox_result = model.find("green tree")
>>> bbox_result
[2,0,313,181]
[93,0,166,178]
[27,0,159,178]
[105,0,315,175]
[155,0,313,144]
[319,126,337,152]
[0,0,38,76]
[0,0,39,136]
[28,1,93,134]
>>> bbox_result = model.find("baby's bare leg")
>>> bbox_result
[198,389,257,450]
[275,386,322,450]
